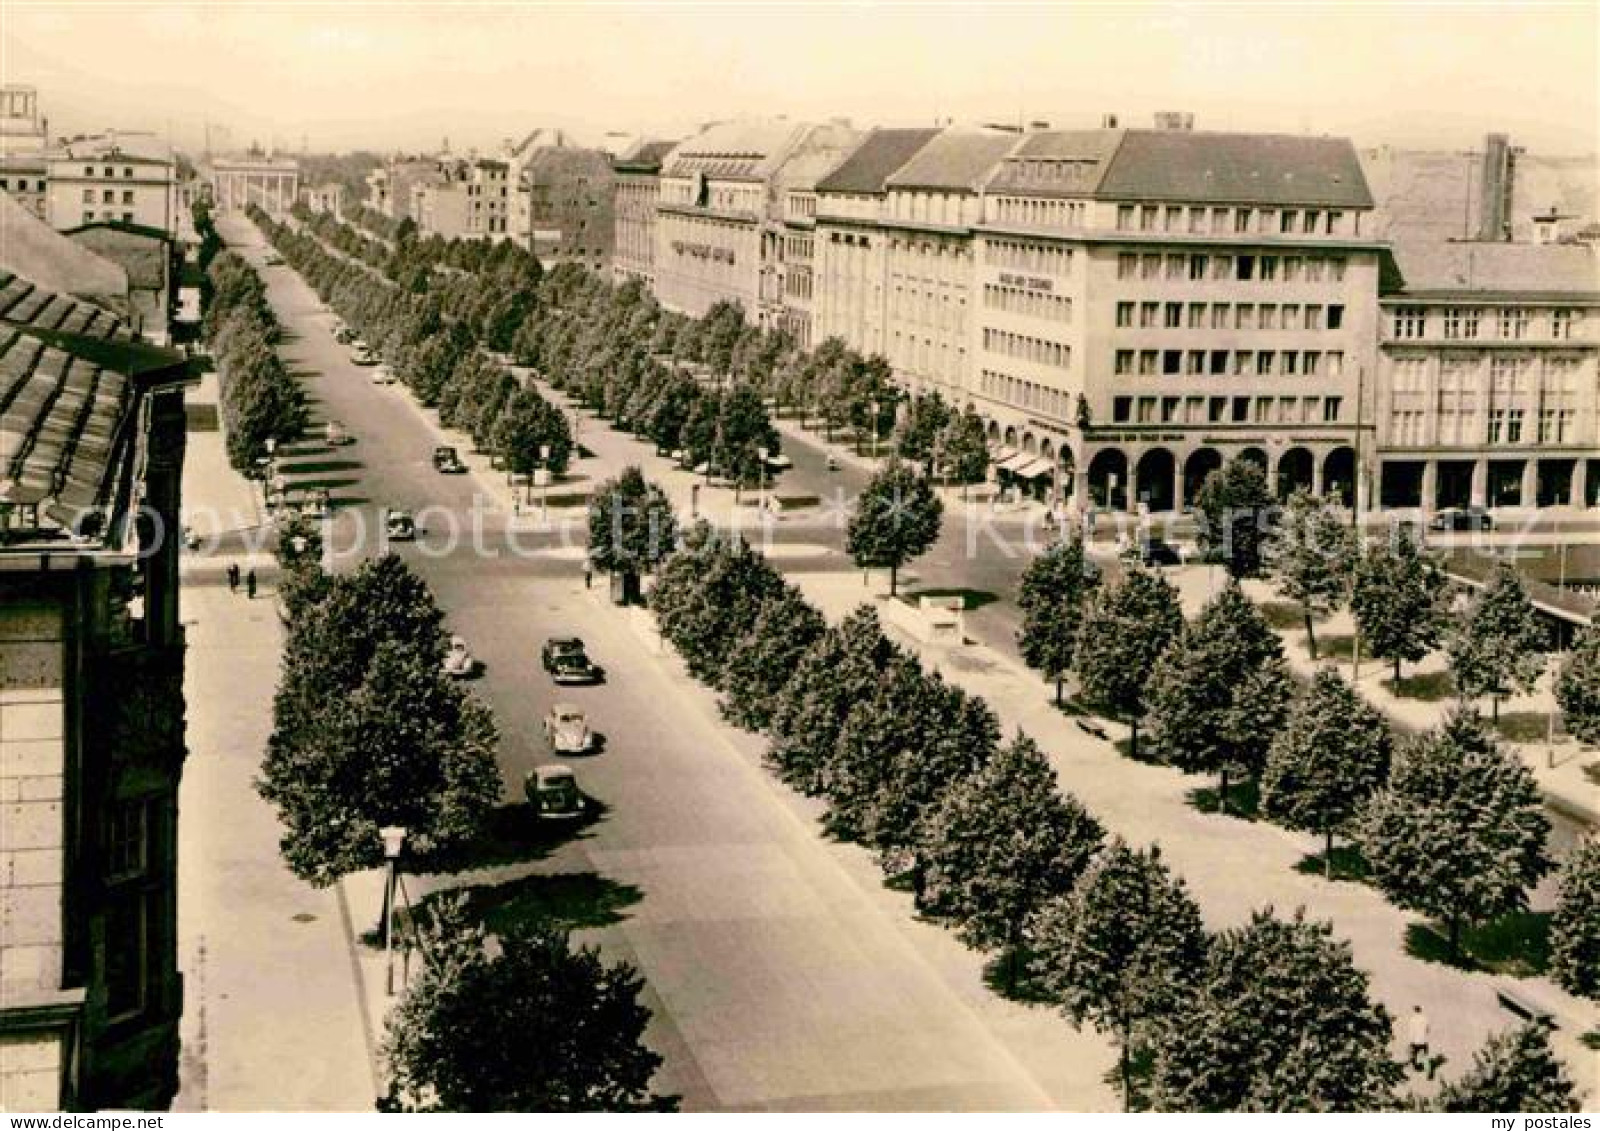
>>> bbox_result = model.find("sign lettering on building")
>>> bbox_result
[997,272,1053,292]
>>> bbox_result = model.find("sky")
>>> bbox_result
[2,2,1596,157]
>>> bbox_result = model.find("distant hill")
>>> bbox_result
[1361,146,1599,244]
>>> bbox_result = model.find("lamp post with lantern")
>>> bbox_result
[380,825,407,995]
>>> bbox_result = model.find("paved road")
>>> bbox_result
[222,217,1109,1110]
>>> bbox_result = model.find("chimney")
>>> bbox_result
[1101,113,1119,129]
[1153,111,1195,131]
[1477,133,1517,242]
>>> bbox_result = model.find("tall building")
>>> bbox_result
[519,145,615,268]
[655,120,805,318]
[812,127,942,356]
[0,267,192,1111]
[611,139,676,287]
[880,126,1021,402]
[48,134,179,236]
[1376,241,1600,511]
[0,85,50,222]
[762,121,863,342]
[969,122,1381,511]
[364,157,445,222]
[412,157,513,241]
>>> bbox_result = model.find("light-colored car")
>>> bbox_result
[325,419,352,446]
[526,765,584,821]
[371,364,396,385]
[543,703,593,754]
[442,635,475,679]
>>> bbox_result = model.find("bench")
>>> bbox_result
[1496,985,1558,1026]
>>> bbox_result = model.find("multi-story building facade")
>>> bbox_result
[0,268,191,1111]
[880,127,1022,403]
[654,119,857,325]
[299,182,345,217]
[611,139,675,287]
[413,157,512,241]
[1376,241,1600,511]
[969,124,1381,511]
[0,85,50,222]
[763,122,862,342]
[201,151,299,217]
[364,158,445,222]
[520,146,615,269]
[812,128,942,357]
[48,135,179,236]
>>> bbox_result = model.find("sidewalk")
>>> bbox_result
[173,376,378,1111]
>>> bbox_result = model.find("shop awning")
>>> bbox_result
[997,452,1034,474]
[1013,457,1057,480]
[987,443,1018,462]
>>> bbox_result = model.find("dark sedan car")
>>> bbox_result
[1430,506,1493,532]
[1119,537,1184,567]
[541,636,603,685]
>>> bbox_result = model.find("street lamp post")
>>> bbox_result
[869,400,879,461]
[757,445,769,512]
[538,443,552,523]
[380,825,407,995]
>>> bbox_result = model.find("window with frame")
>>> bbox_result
[1188,302,1206,328]
[105,799,161,1022]
[1187,350,1205,374]
[1304,211,1321,234]
[1189,253,1208,280]
[1163,350,1182,375]
[1115,302,1134,328]
[1211,303,1230,329]
[1140,205,1158,231]
[1141,254,1161,279]
[1117,253,1138,279]
[1323,397,1342,422]
[1138,397,1158,423]
[1165,206,1183,231]
[1140,301,1160,327]
[1236,303,1255,330]
[1211,350,1229,375]
[1209,397,1228,422]
[1552,309,1576,340]
[1283,257,1302,281]
[1139,350,1159,375]
[1259,257,1279,282]
[1117,205,1135,231]
[1498,308,1530,339]
[1113,396,1132,422]
[1305,305,1323,330]
[1114,350,1134,375]
[1282,305,1301,331]
[1235,255,1255,281]
[1393,307,1426,339]
[1165,254,1185,280]
[1507,408,1524,443]
[1327,304,1344,330]
[1164,302,1182,328]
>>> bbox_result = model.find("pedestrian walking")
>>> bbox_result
[226,562,240,594]
[245,569,257,600]
[1407,1006,1431,1075]
[583,563,593,590]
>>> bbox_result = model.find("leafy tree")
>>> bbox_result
[895,390,952,474]
[1195,456,1277,579]
[651,532,785,686]
[720,583,826,732]
[937,408,990,493]
[1549,840,1600,999]
[766,605,898,794]
[1075,567,1184,758]
[1028,840,1208,1110]
[845,457,943,596]
[1149,909,1403,1112]
[1435,1022,1579,1113]
[1356,710,1551,957]
[1017,534,1099,704]
[1261,668,1393,878]
[1448,563,1547,720]
[1554,625,1600,746]
[1350,533,1448,687]
[493,387,573,478]
[1145,583,1293,808]
[259,639,501,885]
[382,897,673,1112]
[1272,488,1358,659]
[714,382,779,493]
[824,655,942,841]
[920,735,1103,991]
[587,467,677,594]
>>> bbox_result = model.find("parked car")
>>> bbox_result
[351,343,380,366]
[264,253,284,266]
[543,703,594,754]
[526,765,584,822]
[384,508,416,541]
[299,487,330,521]
[1430,506,1493,532]
[1120,537,1185,567]
[334,325,356,345]
[324,419,352,446]
[542,636,603,684]
[370,364,396,385]
[442,635,476,679]
[432,445,467,474]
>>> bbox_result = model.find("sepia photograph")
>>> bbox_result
[0,0,1596,1117]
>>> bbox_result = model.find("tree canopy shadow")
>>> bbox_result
[980,946,1056,1005]
[1384,670,1454,702]
[1262,600,1325,631]
[1308,632,1358,661]
[1494,711,1555,744]
[898,587,998,611]
[1294,844,1372,884]
[412,869,644,937]
[279,458,364,475]
[1186,778,1261,821]
[1404,911,1551,977]
[417,800,607,876]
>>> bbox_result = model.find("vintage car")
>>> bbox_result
[325,419,353,446]
[1430,506,1494,532]
[526,765,584,822]
[541,637,603,685]
[442,635,476,679]
[543,703,594,754]
[432,445,467,474]
[384,508,417,541]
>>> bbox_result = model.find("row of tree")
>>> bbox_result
[594,469,1578,1110]
[201,250,309,470]
[251,206,577,477]
[1016,515,1597,1000]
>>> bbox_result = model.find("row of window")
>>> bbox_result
[980,368,1073,418]
[786,234,815,262]
[1390,354,1582,394]
[983,283,1072,323]
[1391,407,1579,447]
[1117,251,1350,284]
[82,210,135,225]
[985,239,1075,274]
[983,328,1071,369]
[81,164,136,179]
[1114,348,1346,378]
[1391,306,1582,341]
[1115,299,1347,331]
[82,188,136,205]
[1113,393,1344,425]
[1115,203,1353,238]
[0,177,45,192]
[786,269,814,300]
[989,197,1089,230]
